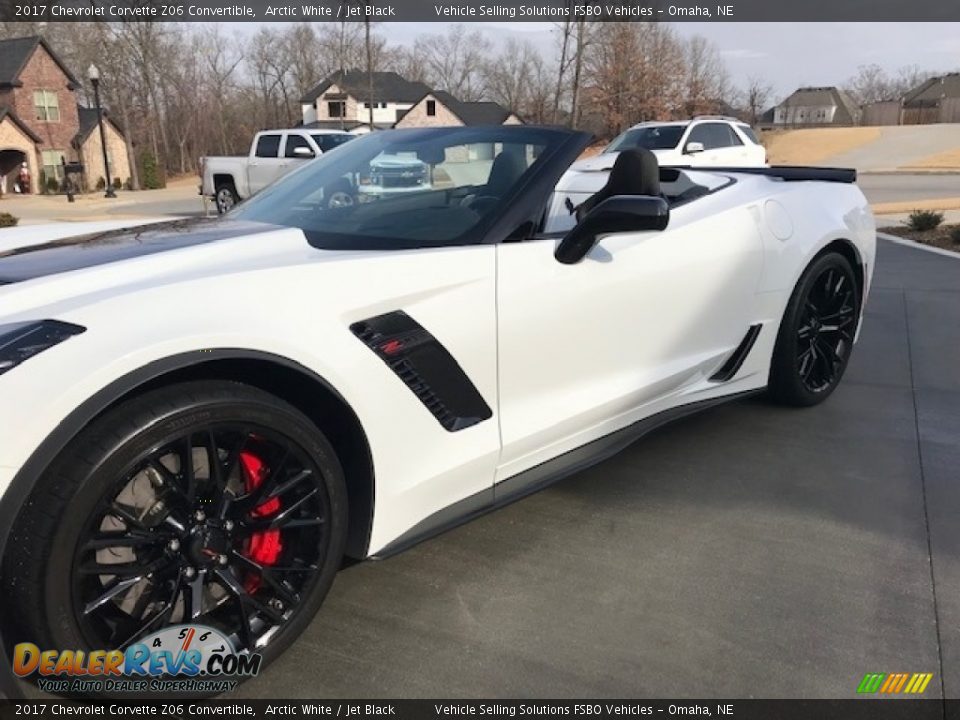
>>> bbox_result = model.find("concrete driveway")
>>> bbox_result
[820,124,960,172]
[222,237,959,700]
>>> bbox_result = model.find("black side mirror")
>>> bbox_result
[555,195,670,265]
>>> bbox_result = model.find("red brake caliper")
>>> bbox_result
[240,451,282,593]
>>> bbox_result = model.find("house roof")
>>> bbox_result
[0,36,81,88]
[400,90,516,126]
[73,106,125,146]
[0,106,42,142]
[778,86,859,124]
[300,70,431,105]
[903,73,960,107]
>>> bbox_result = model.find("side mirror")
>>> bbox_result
[555,195,670,265]
[684,141,705,155]
[293,146,315,159]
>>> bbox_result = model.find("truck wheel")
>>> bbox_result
[215,183,238,214]
[326,181,354,209]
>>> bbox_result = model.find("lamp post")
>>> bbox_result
[87,64,116,198]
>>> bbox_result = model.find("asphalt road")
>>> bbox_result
[858,173,960,205]
[217,237,957,701]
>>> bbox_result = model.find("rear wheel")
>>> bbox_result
[769,252,860,406]
[214,183,238,214]
[2,381,347,679]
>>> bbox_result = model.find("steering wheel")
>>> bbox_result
[463,195,500,214]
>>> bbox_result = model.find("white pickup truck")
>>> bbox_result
[200,129,354,213]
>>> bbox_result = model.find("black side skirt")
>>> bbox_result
[372,389,761,558]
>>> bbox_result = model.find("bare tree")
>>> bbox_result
[681,35,732,116]
[739,76,774,125]
[414,25,490,100]
[844,63,895,104]
[551,15,575,123]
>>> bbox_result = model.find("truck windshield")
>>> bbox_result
[604,125,685,152]
[230,126,575,250]
[312,134,354,153]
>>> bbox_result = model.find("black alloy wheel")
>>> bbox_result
[2,381,347,676]
[769,252,860,406]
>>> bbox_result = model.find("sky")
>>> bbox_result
[351,22,960,100]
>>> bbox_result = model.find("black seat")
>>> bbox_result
[577,148,660,220]
[484,151,525,198]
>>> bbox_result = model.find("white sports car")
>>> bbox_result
[0,126,874,683]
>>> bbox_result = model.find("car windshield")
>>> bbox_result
[312,133,354,153]
[604,125,686,152]
[231,126,572,249]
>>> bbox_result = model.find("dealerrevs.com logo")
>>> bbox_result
[13,624,261,694]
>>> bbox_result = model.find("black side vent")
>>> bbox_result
[350,311,493,432]
[710,324,763,383]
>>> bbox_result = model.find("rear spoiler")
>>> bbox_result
[665,165,857,184]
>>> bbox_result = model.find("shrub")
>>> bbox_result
[113,177,122,190]
[140,152,163,190]
[907,209,944,232]
[95,176,106,190]
[0,212,18,227]
[950,225,960,245]
[123,178,133,191]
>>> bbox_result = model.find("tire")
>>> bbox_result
[326,181,354,209]
[2,381,347,687]
[214,183,238,214]
[768,252,860,406]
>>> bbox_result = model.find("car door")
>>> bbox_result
[714,124,752,166]
[683,123,728,166]
[247,133,285,194]
[495,184,764,482]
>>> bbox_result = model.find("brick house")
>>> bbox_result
[0,35,130,194]
[394,90,521,129]
[300,70,521,132]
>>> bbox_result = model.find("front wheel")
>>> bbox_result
[2,381,347,681]
[769,252,860,406]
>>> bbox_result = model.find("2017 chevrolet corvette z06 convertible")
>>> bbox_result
[0,126,875,687]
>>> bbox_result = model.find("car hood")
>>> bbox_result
[371,155,425,169]
[0,218,279,285]
[568,149,676,174]
[0,217,357,320]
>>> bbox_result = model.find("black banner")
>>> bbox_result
[0,699,951,720]
[1,0,960,22]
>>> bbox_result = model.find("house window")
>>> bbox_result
[328,101,344,118]
[426,100,436,117]
[41,149,66,182]
[34,90,60,122]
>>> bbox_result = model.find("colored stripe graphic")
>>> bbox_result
[857,673,886,693]
[857,672,933,694]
